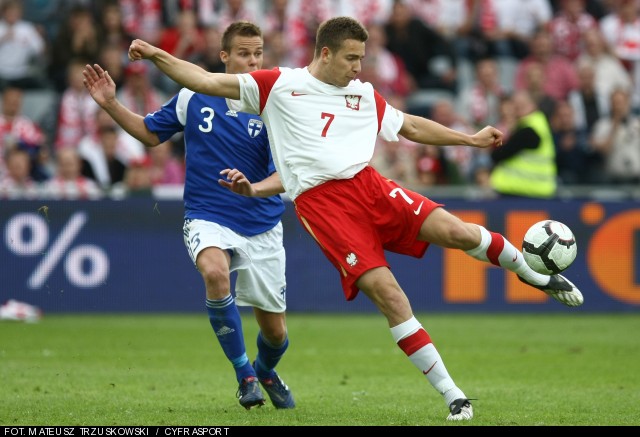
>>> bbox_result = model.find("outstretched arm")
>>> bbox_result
[399,113,503,149]
[218,169,285,198]
[128,39,240,99]
[83,64,161,147]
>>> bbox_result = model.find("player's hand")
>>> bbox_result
[82,64,116,106]
[218,168,256,197]
[471,126,503,149]
[128,39,157,62]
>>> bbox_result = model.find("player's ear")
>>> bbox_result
[220,51,229,64]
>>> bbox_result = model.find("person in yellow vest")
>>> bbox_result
[490,90,557,198]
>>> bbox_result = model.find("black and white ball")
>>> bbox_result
[522,220,577,275]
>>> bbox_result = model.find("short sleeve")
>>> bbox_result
[237,73,261,115]
[378,102,405,142]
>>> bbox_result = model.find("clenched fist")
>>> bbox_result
[128,39,158,62]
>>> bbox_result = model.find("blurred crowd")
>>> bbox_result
[0,0,639,200]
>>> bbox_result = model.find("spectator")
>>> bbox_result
[54,58,100,151]
[77,109,145,168]
[384,0,458,93]
[0,0,46,90]
[0,147,39,199]
[191,26,226,73]
[406,0,473,60]
[457,57,506,130]
[490,90,558,198]
[147,140,184,186]
[261,0,333,68]
[118,155,154,197]
[216,0,260,31]
[117,62,167,118]
[0,86,45,177]
[520,60,559,118]
[48,4,100,92]
[467,0,553,60]
[547,0,598,61]
[576,27,634,116]
[78,123,128,192]
[599,0,640,110]
[568,61,607,134]
[428,98,476,184]
[494,94,518,141]
[118,0,162,44]
[371,136,418,187]
[370,96,418,186]
[156,9,205,94]
[42,148,102,200]
[98,43,127,90]
[357,22,412,98]
[514,28,580,102]
[549,99,593,184]
[469,94,518,193]
[273,0,335,68]
[415,144,448,186]
[549,0,613,20]
[590,88,640,184]
[335,0,393,27]
[97,2,136,53]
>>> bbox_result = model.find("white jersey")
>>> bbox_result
[238,67,404,200]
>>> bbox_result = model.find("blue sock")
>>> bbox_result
[254,331,289,379]
[206,295,254,382]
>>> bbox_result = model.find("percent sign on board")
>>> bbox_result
[5,211,109,289]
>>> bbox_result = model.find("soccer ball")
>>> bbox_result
[522,220,577,275]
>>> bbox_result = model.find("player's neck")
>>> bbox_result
[307,61,336,87]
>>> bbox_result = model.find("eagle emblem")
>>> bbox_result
[346,252,358,267]
[345,95,362,111]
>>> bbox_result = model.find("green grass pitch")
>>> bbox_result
[1,313,639,426]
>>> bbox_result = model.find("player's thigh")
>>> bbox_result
[182,219,252,271]
[418,208,479,249]
[235,222,287,313]
[195,247,231,281]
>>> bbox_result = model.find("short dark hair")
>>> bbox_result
[221,21,263,53]
[314,17,368,58]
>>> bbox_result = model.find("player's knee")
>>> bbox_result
[201,265,231,294]
[367,284,410,318]
[445,223,477,250]
[261,328,287,346]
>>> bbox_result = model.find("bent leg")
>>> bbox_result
[418,208,549,286]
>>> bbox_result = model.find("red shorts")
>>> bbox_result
[293,166,442,300]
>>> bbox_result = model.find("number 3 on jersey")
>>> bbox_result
[199,107,214,132]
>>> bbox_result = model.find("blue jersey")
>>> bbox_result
[144,89,284,236]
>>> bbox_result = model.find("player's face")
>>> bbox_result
[326,39,365,87]
[221,36,264,74]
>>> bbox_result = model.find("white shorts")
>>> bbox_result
[183,219,287,313]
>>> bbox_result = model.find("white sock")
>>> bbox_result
[391,316,466,406]
[465,225,549,285]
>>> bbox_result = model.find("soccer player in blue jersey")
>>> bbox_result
[82,21,294,410]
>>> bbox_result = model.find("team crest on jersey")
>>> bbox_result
[247,119,263,137]
[345,95,362,111]
[346,252,358,267]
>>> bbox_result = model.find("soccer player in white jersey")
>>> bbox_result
[128,16,584,421]
[83,22,294,410]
